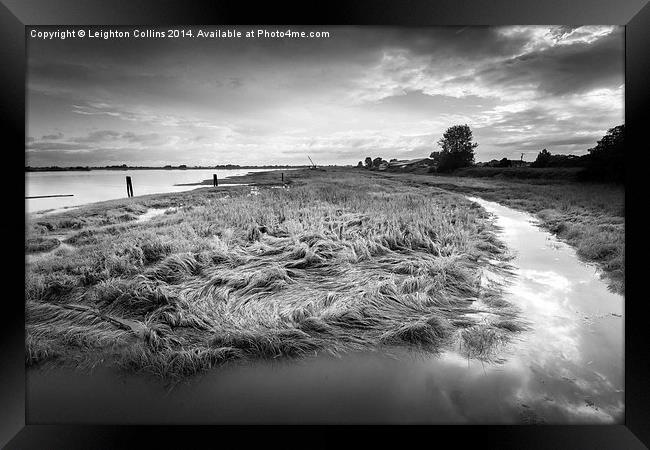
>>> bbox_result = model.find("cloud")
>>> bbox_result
[121,132,162,144]
[70,130,121,143]
[26,25,624,166]
[27,141,90,151]
[41,132,64,140]
[492,135,598,150]
[474,31,623,97]
[347,26,621,105]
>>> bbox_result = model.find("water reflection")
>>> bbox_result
[462,197,623,423]
[27,196,624,424]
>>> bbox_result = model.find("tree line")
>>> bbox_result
[531,125,624,182]
[357,123,624,182]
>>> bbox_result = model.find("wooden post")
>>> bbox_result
[126,176,133,198]
[281,172,284,183]
[213,174,218,187]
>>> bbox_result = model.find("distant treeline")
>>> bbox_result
[472,125,624,183]
[531,125,624,182]
[357,124,625,183]
[25,164,310,172]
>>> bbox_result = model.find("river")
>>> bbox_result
[25,168,276,214]
[26,195,624,424]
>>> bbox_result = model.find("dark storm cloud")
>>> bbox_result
[29,59,188,106]
[29,26,516,64]
[25,26,561,100]
[473,31,623,96]
[378,26,536,60]
[28,60,94,84]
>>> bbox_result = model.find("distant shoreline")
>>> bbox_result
[25,165,315,173]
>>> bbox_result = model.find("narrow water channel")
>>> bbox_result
[27,196,624,424]
[460,196,624,423]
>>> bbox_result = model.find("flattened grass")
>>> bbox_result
[25,169,522,379]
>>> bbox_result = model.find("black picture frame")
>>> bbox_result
[3,0,648,447]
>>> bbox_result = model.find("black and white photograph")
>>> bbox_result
[24,25,625,425]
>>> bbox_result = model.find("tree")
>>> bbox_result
[364,157,372,169]
[372,157,384,169]
[532,149,552,168]
[580,125,624,182]
[357,161,364,168]
[436,124,477,172]
[497,157,511,167]
[427,152,443,172]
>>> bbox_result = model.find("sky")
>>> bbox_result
[26,25,624,167]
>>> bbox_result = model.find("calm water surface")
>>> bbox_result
[27,196,624,424]
[25,169,276,213]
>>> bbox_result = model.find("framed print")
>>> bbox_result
[2,0,649,447]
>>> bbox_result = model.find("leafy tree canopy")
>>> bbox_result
[434,124,477,172]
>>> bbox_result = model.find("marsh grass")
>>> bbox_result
[455,167,582,181]
[25,237,61,253]
[377,170,625,294]
[26,169,524,380]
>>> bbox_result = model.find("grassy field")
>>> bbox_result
[454,166,583,181]
[375,170,625,294]
[25,168,523,379]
